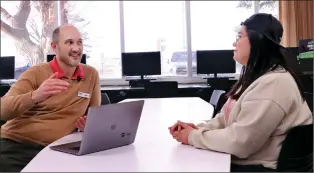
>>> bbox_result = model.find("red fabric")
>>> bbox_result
[223,98,236,123]
[49,56,84,79]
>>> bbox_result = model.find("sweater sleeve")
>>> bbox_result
[188,75,291,158]
[196,112,226,130]
[188,99,285,158]
[1,67,39,120]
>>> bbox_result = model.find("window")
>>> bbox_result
[256,1,279,18]
[123,1,187,77]
[190,1,254,76]
[1,1,55,79]
[64,1,121,79]
[1,1,280,84]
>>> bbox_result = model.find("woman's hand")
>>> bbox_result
[169,120,198,144]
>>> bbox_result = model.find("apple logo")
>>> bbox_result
[111,124,116,130]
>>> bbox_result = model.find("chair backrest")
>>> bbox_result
[101,93,111,105]
[209,90,226,107]
[0,120,6,127]
[277,123,313,172]
[209,90,226,117]
[304,92,313,113]
[0,85,11,97]
[144,81,178,98]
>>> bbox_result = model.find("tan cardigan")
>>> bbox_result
[188,69,313,169]
[1,63,101,146]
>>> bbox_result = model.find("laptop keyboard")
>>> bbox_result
[70,146,80,151]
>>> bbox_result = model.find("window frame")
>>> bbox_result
[53,1,275,86]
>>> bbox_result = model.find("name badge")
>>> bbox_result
[78,92,90,98]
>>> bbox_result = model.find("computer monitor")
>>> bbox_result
[0,56,15,80]
[47,54,87,64]
[196,50,236,76]
[281,47,302,74]
[297,39,313,73]
[121,51,161,78]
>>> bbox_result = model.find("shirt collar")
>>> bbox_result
[49,56,85,80]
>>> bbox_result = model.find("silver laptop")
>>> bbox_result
[49,100,144,156]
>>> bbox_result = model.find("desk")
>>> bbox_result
[101,83,210,91]
[22,97,230,172]
[101,84,212,104]
[0,84,11,97]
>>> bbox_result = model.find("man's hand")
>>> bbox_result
[171,123,195,145]
[168,120,198,135]
[75,115,87,131]
[31,72,69,103]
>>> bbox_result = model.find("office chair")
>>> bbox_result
[277,123,313,172]
[47,54,87,64]
[304,92,313,113]
[144,81,178,98]
[209,90,226,117]
[0,120,6,127]
[101,93,111,105]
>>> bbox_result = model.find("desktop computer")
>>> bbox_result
[0,56,15,80]
[196,50,236,87]
[281,47,301,74]
[297,39,313,74]
[47,54,87,64]
[121,51,161,88]
[196,50,236,77]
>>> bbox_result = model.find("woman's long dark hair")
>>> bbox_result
[226,28,305,101]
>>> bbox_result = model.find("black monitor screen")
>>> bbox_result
[121,51,161,76]
[0,56,15,80]
[47,54,86,64]
[196,50,236,74]
[298,39,313,73]
[281,47,302,74]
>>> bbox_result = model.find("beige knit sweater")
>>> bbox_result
[188,69,313,169]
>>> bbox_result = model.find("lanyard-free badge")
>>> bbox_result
[78,92,90,98]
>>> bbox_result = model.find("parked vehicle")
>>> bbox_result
[167,51,197,75]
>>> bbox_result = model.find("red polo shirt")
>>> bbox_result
[49,56,85,80]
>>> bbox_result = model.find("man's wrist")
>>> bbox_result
[30,91,39,104]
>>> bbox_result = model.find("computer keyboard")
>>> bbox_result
[0,79,16,85]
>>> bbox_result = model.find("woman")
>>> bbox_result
[169,13,313,172]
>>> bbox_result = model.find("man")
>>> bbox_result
[0,24,101,172]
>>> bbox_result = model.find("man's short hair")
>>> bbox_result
[52,26,61,43]
[52,24,79,43]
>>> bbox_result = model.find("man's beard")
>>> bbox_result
[61,54,81,67]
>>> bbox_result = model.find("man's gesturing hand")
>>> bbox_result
[31,72,69,103]
[75,115,87,131]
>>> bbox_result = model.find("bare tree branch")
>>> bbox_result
[28,19,40,40]
[237,0,277,12]
[1,1,38,64]
[0,20,17,40]
[1,7,13,23]
[81,21,90,28]
[237,1,252,9]
[2,0,91,65]
[67,15,85,22]
[31,1,42,12]
[13,0,31,26]
[259,1,276,10]
[60,1,69,24]
[28,19,41,45]
[29,33,40,44]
